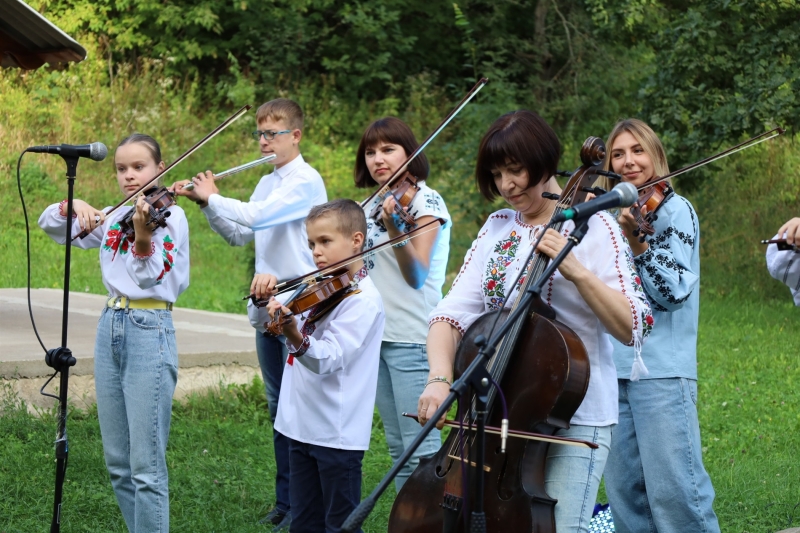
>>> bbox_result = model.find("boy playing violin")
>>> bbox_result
[253,199,385,533]
[170,98,326,530]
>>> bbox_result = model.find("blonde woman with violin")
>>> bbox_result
[38,133,189,533]
[602,118,720,533]
[355,117,451,491]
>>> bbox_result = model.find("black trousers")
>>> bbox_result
[288,439,365,533]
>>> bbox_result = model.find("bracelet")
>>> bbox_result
[392,238,409,248]
[426,376,451,387]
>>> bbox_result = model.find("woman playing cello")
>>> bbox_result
[416,110,652,531]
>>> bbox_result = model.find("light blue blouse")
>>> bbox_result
[612,193,700,380]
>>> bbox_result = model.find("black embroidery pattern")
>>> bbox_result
[649,226,695,249]
[677,196,698,236]
[635,195,699,311]
[641,263,671,312]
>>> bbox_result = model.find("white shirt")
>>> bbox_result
[39,202,189,302]
[362,182,451,343]
[428,209,652,426]
[275,275,385,450]
[766,236,800,306]
[201,154,327,330]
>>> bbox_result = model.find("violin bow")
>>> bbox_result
[74,104,253,239]
[360,78,489,208]
[244,217,447,302]
[639,127,785,191]
[402,413,598,449]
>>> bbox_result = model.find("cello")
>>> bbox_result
[387,137,608,533]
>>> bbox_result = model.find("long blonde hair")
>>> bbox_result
[602,118,670,190]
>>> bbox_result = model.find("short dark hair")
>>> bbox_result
[354,117,429,189]
[307,199,368,249]
[475,110,561,201]
[118,133,162,165]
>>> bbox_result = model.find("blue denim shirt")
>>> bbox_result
[612,193,700,380]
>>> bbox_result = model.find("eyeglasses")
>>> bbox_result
[252,129,291,141]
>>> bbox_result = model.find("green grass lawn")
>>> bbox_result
[1,296,799,532]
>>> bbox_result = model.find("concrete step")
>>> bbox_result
[1,288,260,410]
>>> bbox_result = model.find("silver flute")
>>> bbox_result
[182,153,277,190]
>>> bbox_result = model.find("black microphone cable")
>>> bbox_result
[16,150,61,401]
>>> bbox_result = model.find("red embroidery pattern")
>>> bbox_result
[103,223,132,260]
[450,227,489,289]
[513,211,535,229]
[599,213,649,346]
[58,200,78,219]
[429,316,465,335]
[131,241,156,259]
[287,335,311,365]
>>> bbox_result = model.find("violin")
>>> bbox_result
[74,104,253,240]
[243,217,448,334]
[360,78,489,226]
[259,267,356,336]
[368,171,420,229]
[387,137,606,533]
[628,179,673,242]
[115,186,177,244]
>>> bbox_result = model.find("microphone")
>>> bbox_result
[552,182,638,223]
[28,142,108,162]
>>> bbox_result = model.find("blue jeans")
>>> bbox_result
[545,424,612,533]
[255,332,291,512]
[374,341,441,492]
[288,439,364,533]
[94,307,178,533]
[605,378,720,533]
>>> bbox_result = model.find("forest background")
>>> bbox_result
[2,1,800,531]
[1,0,799,305]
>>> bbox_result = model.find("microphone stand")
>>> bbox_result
[342,217,593,533]
[45,155,80,533]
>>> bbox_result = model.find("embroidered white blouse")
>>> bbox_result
[428,209,652,427]
[275,274,385,450]
[39,202,189,303]
[362,182,451,343]
[200,154,327,331]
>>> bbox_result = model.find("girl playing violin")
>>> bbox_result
[602,118,720,533]
[38,133,189,533]
[355,117,451,491]
[417,110,652,532]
